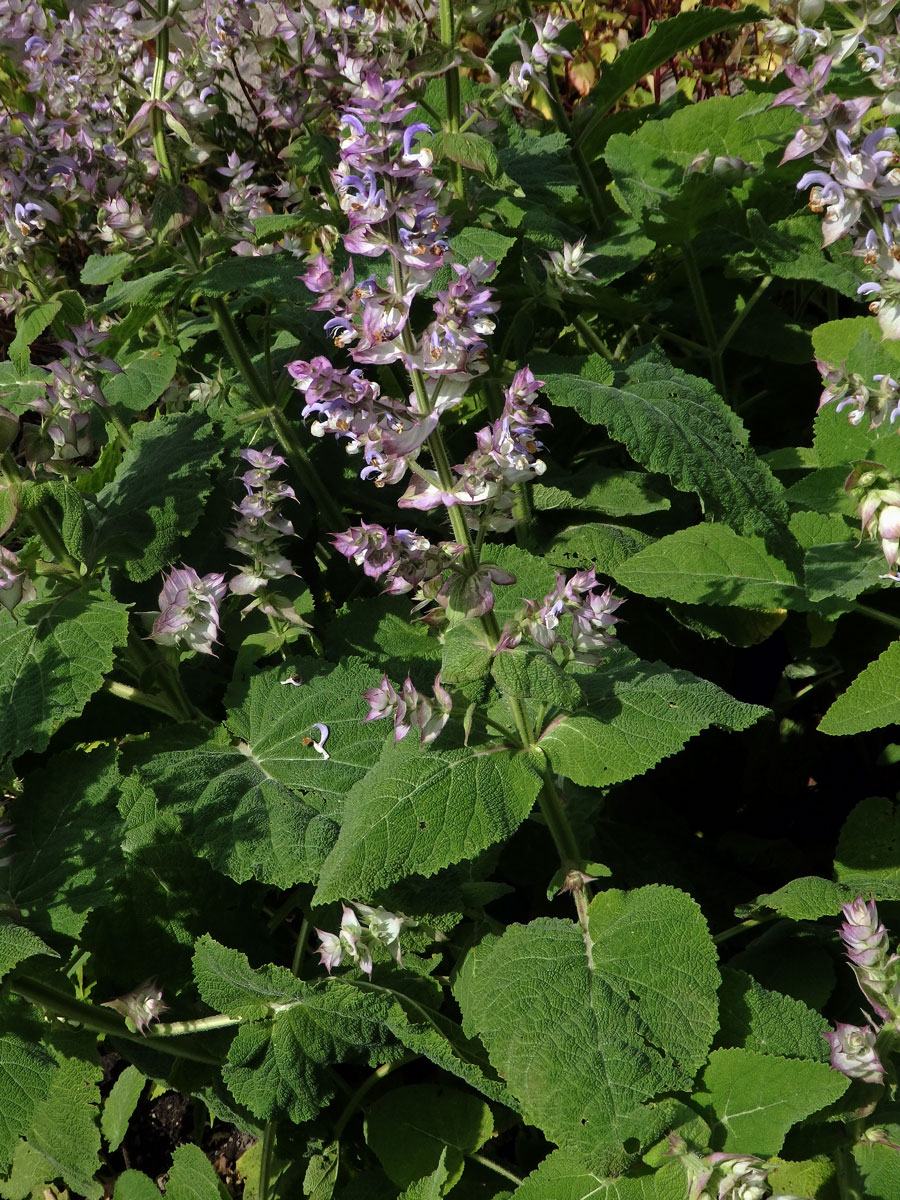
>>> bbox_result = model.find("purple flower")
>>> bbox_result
[0,547,35,616]
[839,896,897,1020]
[363,672,452,746]
[824,1022,885,1084]
[102,979,168,1035]
[151,565,227,655]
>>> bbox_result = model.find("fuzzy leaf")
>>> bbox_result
[835,796,900,893]
[100,1065,146,1153]
[167,1144,230,1200]
[397,1152,450,1200]
[224,658,388,803]
[193,935,307,1020]
[717,969,830,1062]
[540,355,791,551]
[190,255,307,300]
[538,652,766,788]
[365,1084,492,1190]
[0,920,56,983]
[750,876,856,920]
[455,887,719,1174]
[103,351,177,413]
[491,647,582,710]
[852,1142,900,1200]
[615,523,804,609]
[819,640,900,735]
[548,522,653,575]
[9,301,61,372]
[80,253,132,286]
[701,1048,849,1156]
[513,1148,687,1200]
[533,469,670,517]
[0,1033,56,1174]
[0,747,122,939]
[0,591,128,761]
[95,267,183,315]
[0,362,47,414]
[131,727,337,888]
[95,411,221,581]
[313,742,542,904]
[114,1172,164,1200]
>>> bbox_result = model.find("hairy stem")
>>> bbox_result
[332,1053,418,1140]
[439,0,465,198]
[681,241,728,401]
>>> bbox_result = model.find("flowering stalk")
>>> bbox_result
[438,0,464,200]
[146,8,343,535]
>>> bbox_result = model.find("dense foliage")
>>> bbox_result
[4,1,900,1197]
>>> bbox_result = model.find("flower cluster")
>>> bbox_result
[363,673,453,746]
[844,460,900,577]
[226,445,305,624]
[0,547,35,617]
[315,901,415,976]
[669,1137,806,1200]
[823,896,900,1086]
[511,569,624,666]
[150,565,227,656]
[768,5,900,337]
[494,13,578,109]
[543,238,601,298]
[815,356,900,430]
[102,978,168,1035]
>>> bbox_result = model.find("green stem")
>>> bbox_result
[332,1053,418,1140]
[854,602,900,632]
[103,679,184,719]
[123,629,200,724]
[439,0,464,199]
[9,978,223,1065]
[712,914,775,945]
[258,1120,276,1200]
[543,64,607,230]
[292,916,311,977]
[150,1012,242,1036]
[469,1153,523,1186]
[716,275,772,356]
[572,313,614,362]
[0,454,81,574]
[681,241,728,401]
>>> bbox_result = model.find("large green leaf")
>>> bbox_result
[614,523,804,609]
[0,590,128,760]
[103,351,177,414]
[0,1032,56,1174]
[0,748,122,940]
[716,969,830,1063]
[313,741,542,904]
[834,796,900,895]
[455,887,719,1174]
[538,651,766,789]
[194,943,394,1124]
[8,301,61,372]
[0,920,56,983]
[513,1149,686,1200]
[853,1141,900,1200]
[166,1144,229,1200]
[701,1048,848,1156]
[95,411,221,581]
[540,354,791,551]
[818,639,900,736]
[129,727,337,888]
[224,657,388,803]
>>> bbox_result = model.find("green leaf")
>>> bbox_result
[767,1156,837,1200]
[397,1151,450,1200]
[103,350,177,413]
[432,131,504,178]
[313,742,542,904]
[835,797,900,894]
[9,301,61,372]
[818,639,900,736]
[548,522,653,575]
[222,981,393,1125]
[279,131,337,174]
[533,469,670,518]
[538,652,766,788]
[498,131,580,206]
[455,887,719,1174]
[95,411,221,580]
[95,267,184,315]
[701,1048,849,1156]
[614,524,803,609]
[167,1144,230,1200]
[0,747,122,939]
[190,255,308,300]
[440,623,493,689]
[224,657,387,803]
[852,1141,900,1200]
[100,1065,146,1153]
[80,253,132,287]
[491,647,582,710]
[717,969,830,1062]
[0,919,56,983]
[539,354,791,550]
[0,589,129,760]
[513,1149,687,1200]
[0,361,48,414]
[0,1034,56,1174]
[130,727,337,888]
[751,876,855,920]
[791,510,884,606]
[17,479,92,563]
[365,1084,492,1190]
[577,9,765,139]
[740,209,863,299]
[21,1039,103,1200]
[114,1171,162,1200]
[193,934,307,1020]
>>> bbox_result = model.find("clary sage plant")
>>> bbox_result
[3,2,900,1198]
